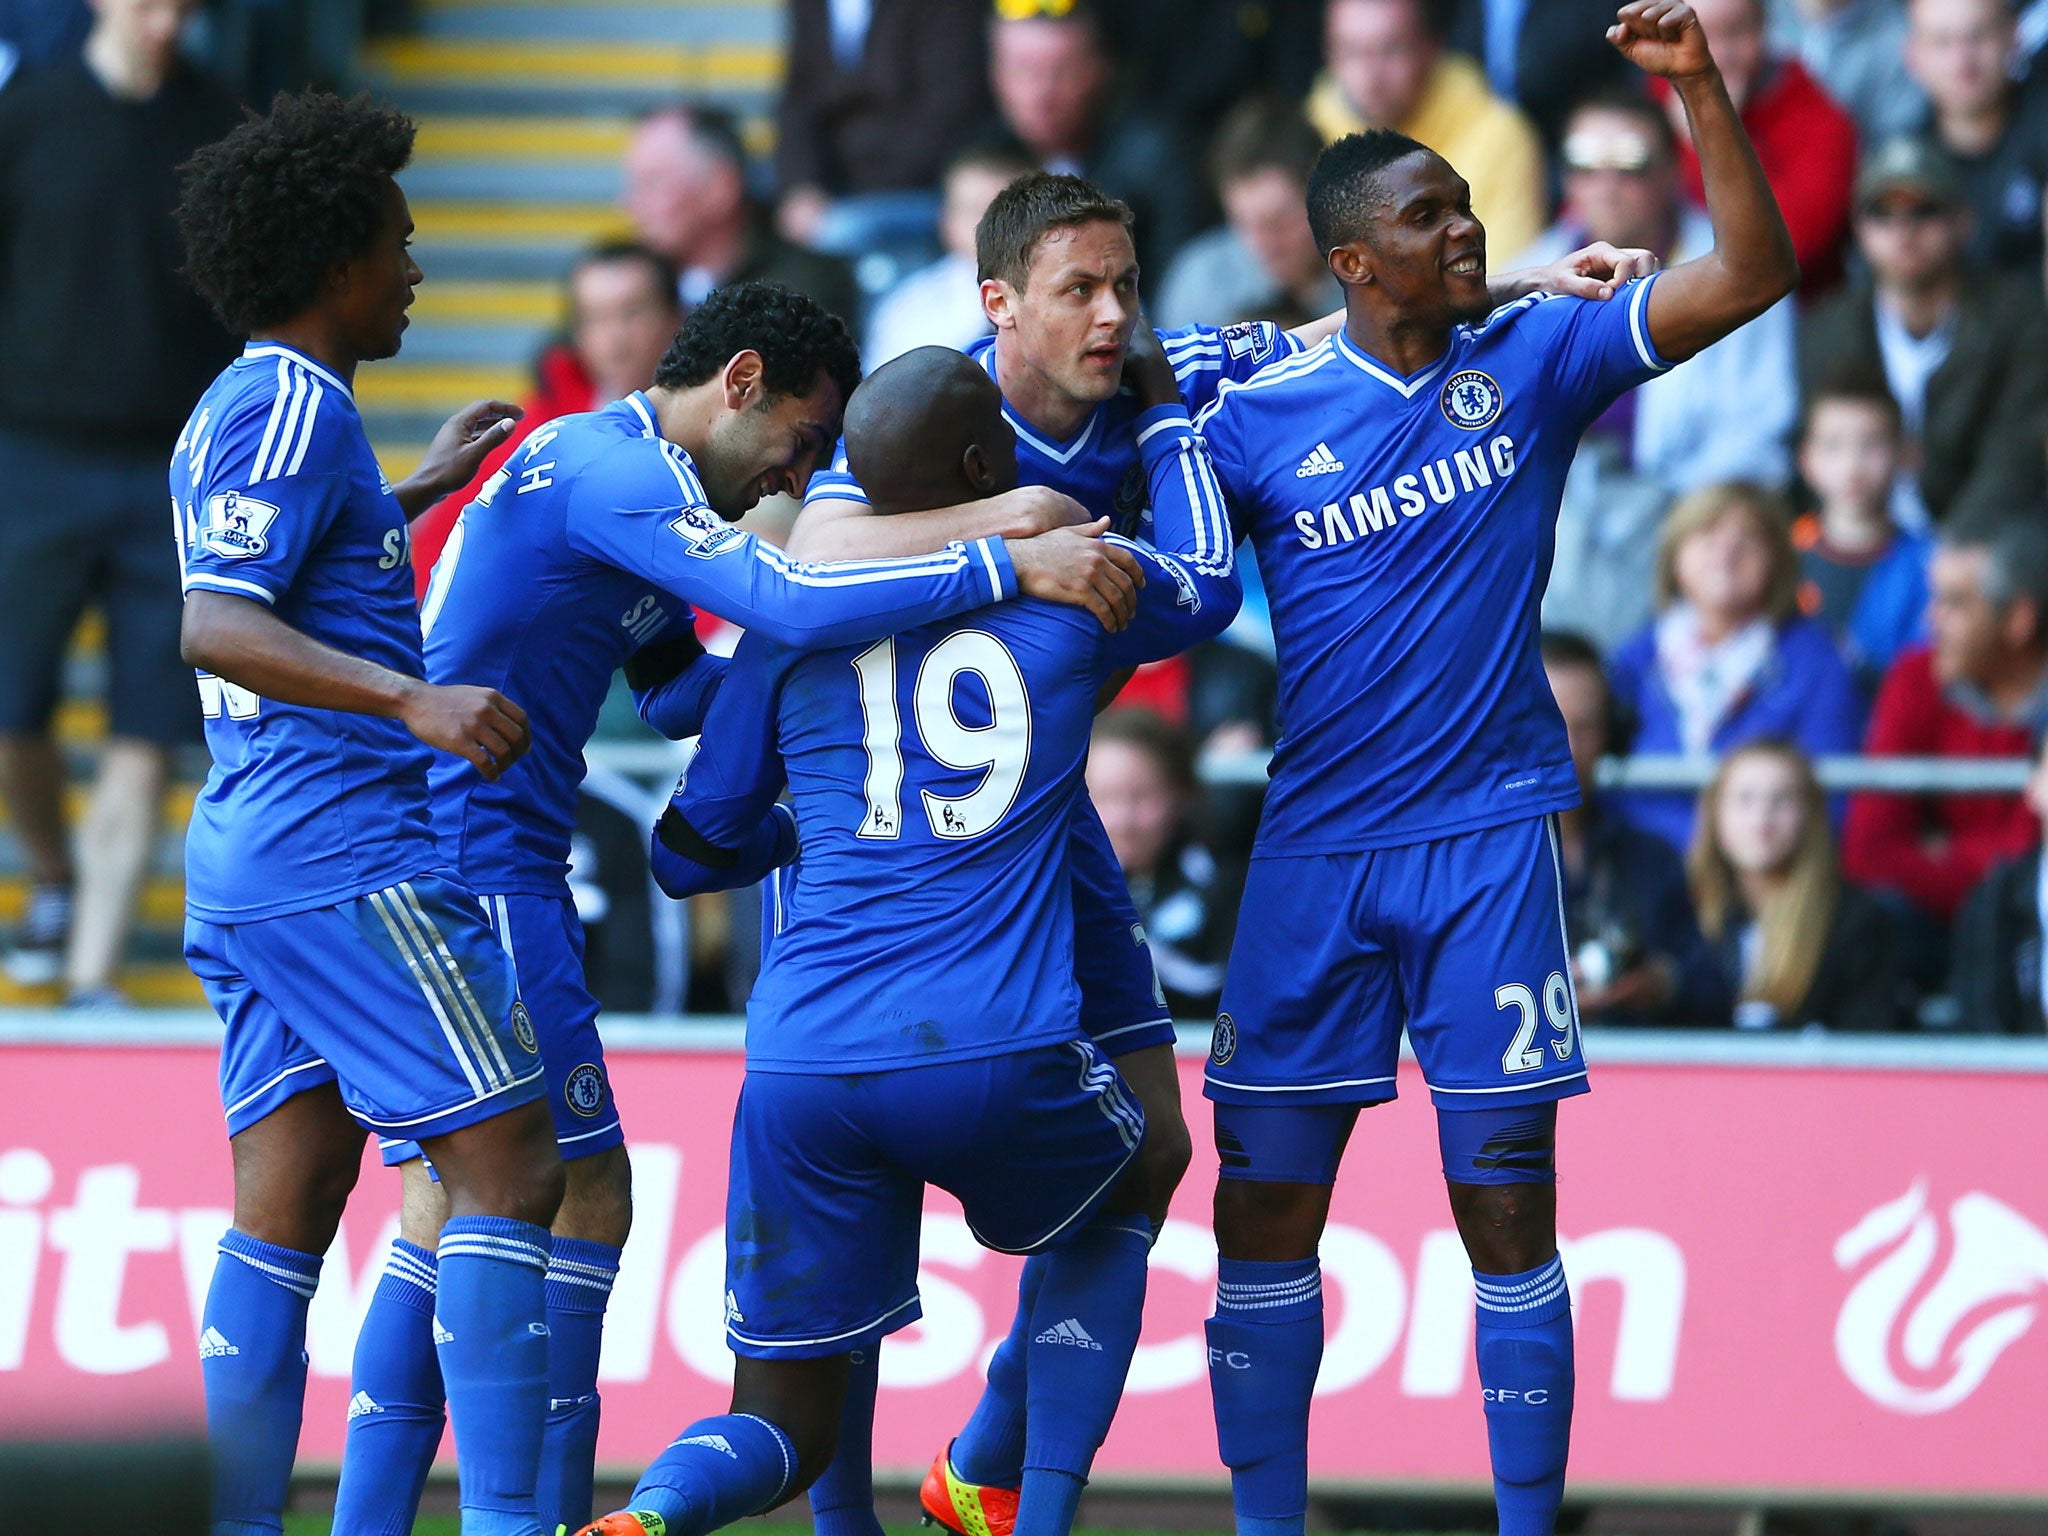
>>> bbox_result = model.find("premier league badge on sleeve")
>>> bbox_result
[1441,369,1505,431]
[200,490,282,559]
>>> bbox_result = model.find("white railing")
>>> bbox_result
[581,742,2037,795]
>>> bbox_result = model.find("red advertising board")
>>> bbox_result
[3,1039,2046,1500]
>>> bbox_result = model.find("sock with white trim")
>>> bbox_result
[202,1229,323,1536]
[1019,1213,1152,1489]
[1473,1254,1574,1536]
[537,1236,621,1534]
[1206,1255,1322,1536]
[950,1253,1047,1486]
[332,1239,445,1536]
[434,1215,552,1536]
[622,1412,799,1534]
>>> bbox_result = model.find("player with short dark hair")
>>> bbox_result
[787,166,1659,1536]
[573,343,1241,1536]
[172,89,581,1536]
[330,281,1148,1536]
[1191,6,1798,1533]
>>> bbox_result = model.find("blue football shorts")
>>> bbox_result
[1070,798,1176,1058]
[1205,815,1589,1112]
[190,873,545,1141]
[379,890,622,1167]
[723,1037,1144,1359]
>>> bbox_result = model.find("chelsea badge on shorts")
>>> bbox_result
[565,1062,607,1118]
[510,1000,538,1054]
[1210,1012,1237,1066]
[1440,369,1504,430]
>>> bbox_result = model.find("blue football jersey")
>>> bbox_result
[1196,277,1673,855]
[421,390,1025,895]
[805,323,1302,531]
[172,343,445,922]
[659,408,1238,1072]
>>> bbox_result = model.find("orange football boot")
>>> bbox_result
[566,1513,666,1536]
[919,1445,1019,1536]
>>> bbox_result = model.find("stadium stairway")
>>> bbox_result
[0,0,784,1005]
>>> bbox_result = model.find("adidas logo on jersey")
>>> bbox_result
[724,1289,746,1325]
[347,1391,384,1421]
[432,1318,455,1345]
[1034,1318,1103,1350]
[198,1326,239,1359]
[1294,443,1345,478]
[678,1434,737,1458]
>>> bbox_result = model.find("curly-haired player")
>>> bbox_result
[328,269,1154,1535]
[173,90,576,1536]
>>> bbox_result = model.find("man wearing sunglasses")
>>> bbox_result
[1798,135,2048,526]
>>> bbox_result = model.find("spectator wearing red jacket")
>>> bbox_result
[412,241,681,594]
[1843,517,2048,922]
[1657,0,1859,294]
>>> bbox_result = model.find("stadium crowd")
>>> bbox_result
[7,0,2048,1032]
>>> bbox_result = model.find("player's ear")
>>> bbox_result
[961,442,998,495]
[982,278,1015,333]
[1328,241,1373,288]
[722,350,767,410]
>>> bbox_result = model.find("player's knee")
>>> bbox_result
[1446,1181,1557,1273]
[430,1104,566,1226]
[558,1145,633,1246]
[1212,1176,1329,1262]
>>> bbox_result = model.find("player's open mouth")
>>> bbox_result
[1446,253,1483,277]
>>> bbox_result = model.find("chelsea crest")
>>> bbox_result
[1440,369,1504,431]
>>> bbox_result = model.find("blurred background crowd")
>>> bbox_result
[8,0,2048,1036]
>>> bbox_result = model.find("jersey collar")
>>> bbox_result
[241,342,353,402]
[976,339,1106,466]
[1333,330,1455,401]
[624,390,660,438]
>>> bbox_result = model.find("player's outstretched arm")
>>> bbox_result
[786,484,1090,562]
[182,591,531,780]
[1614,0,1799,360]
[646,639,795,897]
[392,398,523,520]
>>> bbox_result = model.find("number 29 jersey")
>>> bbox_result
[1197,278,1673,857]
[171,343,444,923]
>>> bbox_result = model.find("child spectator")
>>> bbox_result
[1087,708,1242,1020]
[1948,733,2048,1033]
[1793,382,1933,696]
[1609,483,1864,854]
[1691,741,1908,1031]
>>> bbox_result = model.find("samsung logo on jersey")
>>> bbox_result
[1291,434,1517,551]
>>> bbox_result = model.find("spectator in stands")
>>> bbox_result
[412,241,682,593]
[1609,483,1864,855]
[0,0,240,1006]
[1905,0,2048,274]
[1087,708,1241,1020]
[622,104,859,327]
[1948,732,2048,1032]
[1799,137,2048,525]
[1793,381,1932,697]
[1437,0,1632,147]
[1545,632,1730,1026]
[1094,0,1324,144]
[1789,0,1927,146]
[1305,0,1545,261]
[1691,742,1908,1031]
[773,0,991,254]
[1844,516,2048,923]
[983,0,1201,276]
[1528,90,1798,649]
[1656,0,1858,293]
[863,144,1029,372]
[1156,97,1340,333]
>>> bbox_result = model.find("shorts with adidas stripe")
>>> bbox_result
[191,872,545,1139]
[723,1037,1144,1359]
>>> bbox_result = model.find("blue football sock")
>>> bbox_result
[1015,1469,1085,1536]
[807,1345,885,1536]
[1020,1214,1152,1488]
[1207,1255,1323,1536]
[1473,1255,1574,1536]
[951,1253,1048,1487]
[434,1215,552,1536]
[332,1239,445,1536]
[624,1412,798,1534]
[538,1236,621,1535]
[202,1229,323,1536]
